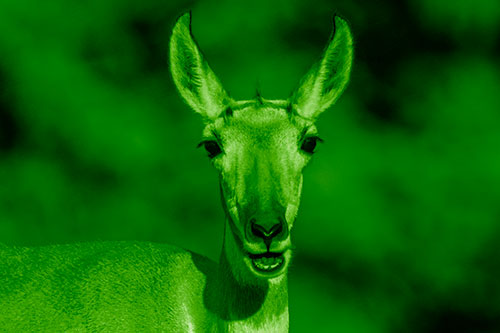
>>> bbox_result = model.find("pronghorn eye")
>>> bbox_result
[198,140,222,158]
[300,136,322,154]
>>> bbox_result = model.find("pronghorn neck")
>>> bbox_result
[217,244,289,331]
[201,222,289,331]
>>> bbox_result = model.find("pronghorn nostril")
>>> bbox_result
[251,223,265,239]
[251,220,283,240]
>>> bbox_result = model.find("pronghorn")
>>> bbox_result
[0,12,353,332]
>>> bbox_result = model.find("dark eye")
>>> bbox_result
[199,140,222,158]
[300,136,322,154]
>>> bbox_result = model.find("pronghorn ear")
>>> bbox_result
[169,12,229,120]
[291,15,353,120]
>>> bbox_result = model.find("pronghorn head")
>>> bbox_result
[170,12,353,281]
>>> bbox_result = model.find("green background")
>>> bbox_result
[1,0,499,331]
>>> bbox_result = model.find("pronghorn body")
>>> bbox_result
[1,242,287,331]
[0,12,352,332]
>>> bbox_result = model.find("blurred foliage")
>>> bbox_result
[1,0,500,331]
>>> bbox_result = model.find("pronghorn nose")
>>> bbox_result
[248,217,287,244]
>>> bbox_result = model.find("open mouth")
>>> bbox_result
[249,252,285,273]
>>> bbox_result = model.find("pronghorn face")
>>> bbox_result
[199,100,320,277]
[170,12,353,280]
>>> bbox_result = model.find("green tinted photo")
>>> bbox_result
[1,0,499,331]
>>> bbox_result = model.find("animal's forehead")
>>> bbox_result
[202,101,315,139]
